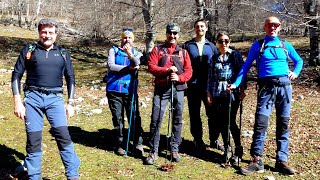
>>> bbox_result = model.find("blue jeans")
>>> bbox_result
[149,86,184,153]
[24,89,80,180]
[251,76,292,162]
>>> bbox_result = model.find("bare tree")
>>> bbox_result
[304,0,320,66]
[196,0,204,19]
[141,0,155,54]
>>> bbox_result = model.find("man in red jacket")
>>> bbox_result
[146,22,192,165]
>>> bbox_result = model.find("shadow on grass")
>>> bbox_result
[68,126,223,165]
[69,126,148,160]
[0,144,25,179]
[141,132,223,165]
[68,126,115,152]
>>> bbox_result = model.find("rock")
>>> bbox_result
[140,101,147,108]
[0,68,7,73]
[76,97,84,102]
[264,176,275,180]
[242,130,254,138]
[297,95,304,100]
[99,97,108,105]
[145,96,151,102]
[91,109,103,114]
[100,86,106,91]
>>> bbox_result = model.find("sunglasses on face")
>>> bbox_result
[217,39,230,44]
[122,28,133,32]
[167,31,178,35]
[266,23,281,28]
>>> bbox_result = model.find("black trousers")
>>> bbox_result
[209,96,241,149]
[107,91,143,148]
[187,85,215,144]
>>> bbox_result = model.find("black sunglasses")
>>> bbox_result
[123,28,133,32]
[217,39,230,44]
[167,31,178,35]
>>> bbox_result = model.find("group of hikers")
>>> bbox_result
[11,16,303,179]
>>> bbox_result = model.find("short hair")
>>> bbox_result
[38,19,58,32]
[194,18,208,28]
[216,31,230,40]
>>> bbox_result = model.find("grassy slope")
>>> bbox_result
[0,25,319,180]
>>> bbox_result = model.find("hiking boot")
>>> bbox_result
[241,155,264,175]
[11,163,28,179]
[115,147,126,156]
[222,146,233,163]
[171,151,181,162]
[146,153,158,165]
[231,146,243,164]
[210,140,225,152]
[135,145,144,157]
[275,161,295,175]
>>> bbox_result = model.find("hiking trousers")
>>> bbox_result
[187,84,215,144]
[107,91,144,148]
[23,88,80,180]
[149,86,184,153]
[251,76,292,162]
[209,96,241,149]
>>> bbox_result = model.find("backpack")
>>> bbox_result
[156,44,186,75]
[25,43,67,61]
[156,44,188,90]
[256,38,289,70]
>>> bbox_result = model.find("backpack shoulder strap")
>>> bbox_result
[25,43,36,60]
[258,38,265,57]
[58,46,67,61]
[280,39,289,60]
[157,44,168,67]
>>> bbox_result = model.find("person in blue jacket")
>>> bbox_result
[11,19,80,180]
[228,16,303,175]
[105,28,144,157]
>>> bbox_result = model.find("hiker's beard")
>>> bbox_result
[41,39,54,48]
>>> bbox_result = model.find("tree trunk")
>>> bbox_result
[305,0,320,66]
[196,0,204,19]
[18,0,23,28]
[309,18,320,66]
[141,0,155,55]
[25,0,31,29]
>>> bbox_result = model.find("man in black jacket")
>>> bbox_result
[183,19,223,155]
[11,19,80,180]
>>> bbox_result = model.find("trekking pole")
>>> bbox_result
[125,70,138,158]
[238,100,243,167]
[224,91,232,165]
[166,81,174,163]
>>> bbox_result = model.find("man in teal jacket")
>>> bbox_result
[228,16,303,176]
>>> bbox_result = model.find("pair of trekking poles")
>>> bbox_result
[124,70,138,158]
